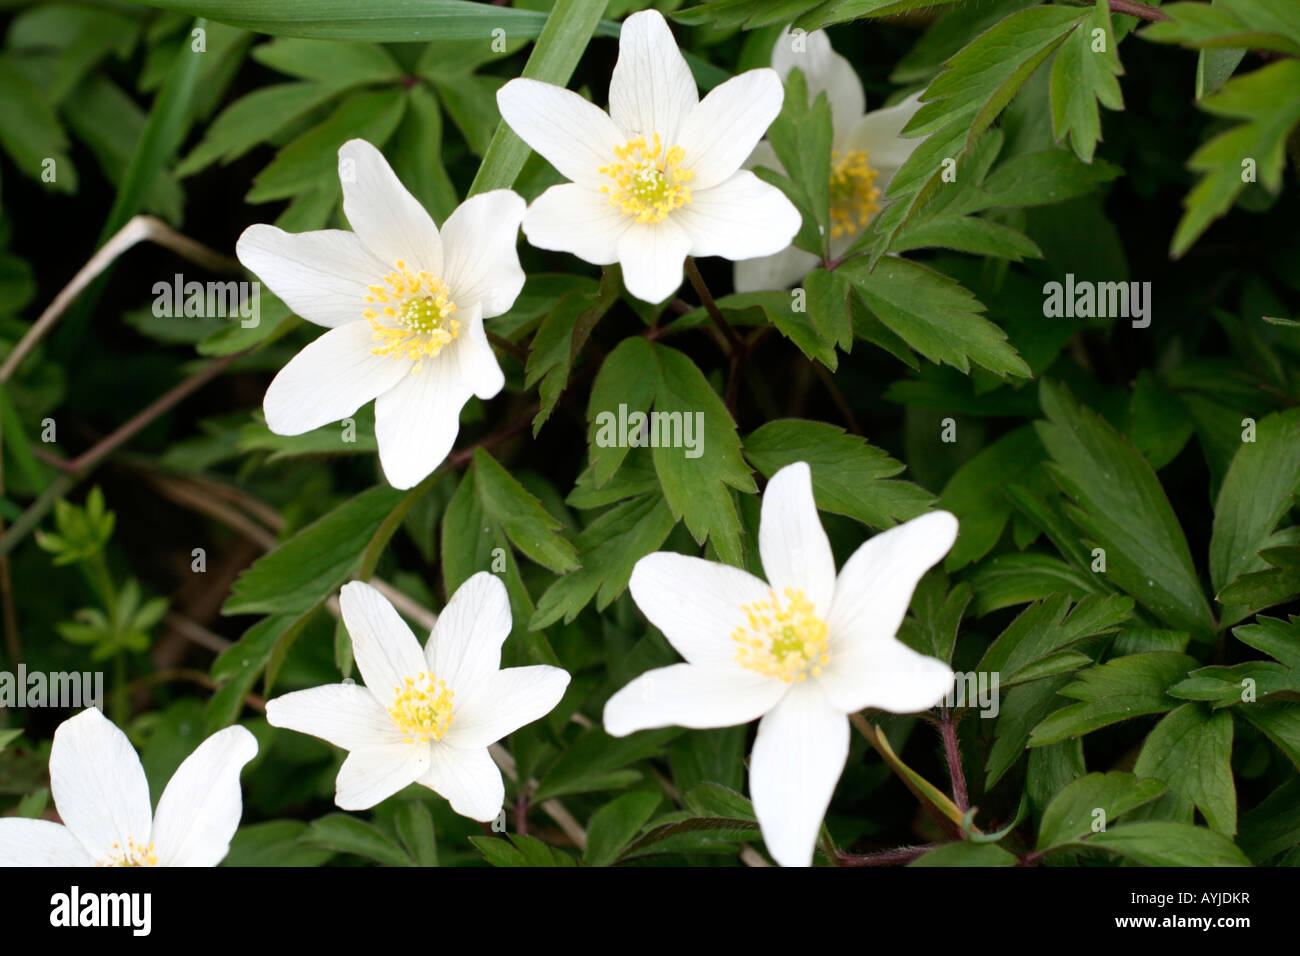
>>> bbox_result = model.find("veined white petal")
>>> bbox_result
[749,681,848,867]
[262,319,411,436]
[151,725,257,867]
[522,183,632,266]
[373,348,475,490]
[0,820,93,866]
[444,665,570,749]
[236,225,387,328]
[428,572,512,702]
[628,552,773,665]
[439,190,526,318]
[265,682,401,750]
[603,663,785,736]
[676,69,785,191]
[418,745,504,822]
[458,304,506,400]
[827,510,959,654]
[334,741,430,811]
[675,171,802,262]
[49,708,153,864]
[842,92,926,191]
[338,139,442,275]
[733,244,820,294]
[758,462,836,617]
[339,581,429,702]
[817,637,954,715]
[616,217,691,303]
[497,79,625,189]
[771,28,864,136]
[609,9,698,142]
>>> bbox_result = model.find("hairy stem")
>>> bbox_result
[939,707,970,814]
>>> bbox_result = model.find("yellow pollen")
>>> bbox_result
[828,149,882,239]
[97,837,157,867]
[598,133,694,223]
[387,671,455,743]
[731,587,829,683]
[364,259,460,374]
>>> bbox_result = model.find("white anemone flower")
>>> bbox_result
[236,139,525,490]
[0,708,256,866]
[496,9,801,304]
[735,29,926,292]
[603,461,957,867]
[265,575,570,821]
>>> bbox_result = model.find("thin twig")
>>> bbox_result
[939,707,970,814]
[837,844,936,867]
[1109,0,1168,22]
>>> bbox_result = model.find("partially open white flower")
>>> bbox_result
[735,29,926,292]
[0,708,256,866]
[236,139,525,489]
[604,461,957,867]
[266,575,570,821]
[497,9,801,304]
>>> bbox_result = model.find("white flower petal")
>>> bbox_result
[758,462,836,617]
[150,725,257,867]
[771,29,864,135]
[236,224,387,328]
[827,510,959,653]
[733,244,820,293]
[522,183,631,266]
[338,139,442,274]
[263,320,411,436]
[608,9,698,141]
[817,637,954,715]
[628,552,773,665]
[497,79,625,189]
[603,663,785,736]
[616,217,691,303]
[459,304,507,399]
[676,69,785,191]
[265,682,400,750]
[444,665,570,749]
[843,92,926,190]
[334,741,430,811]
[339,581,429,702]
[676,170,802,262]
[373,351,475,490]
[0,820,93,866]
[749,681,847,867]
[49,708,153,864]
[419,745,504,822]
[428,572,512,702]
[439,190,526,318]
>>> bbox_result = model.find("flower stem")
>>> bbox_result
[939,707,970,813]
[684,257,743,354]
[837,844,936,867]
[1109,0,1169,22]
[850,713,970,837]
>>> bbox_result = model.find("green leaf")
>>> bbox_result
[968,553,1104,616]
[526,269,619,434]
[473,448,579,575]
[1237,778,1300,863]
[840,258,1029,378]
[1209,408,1300,616]
[394,801,439,867]
[1029,652,1197,747]
[764,71,831,255]
[1238,701,1300,770]
[469,0,610,195]
[1036,771,1166,850]
[1131,704,1236,835]
[224,486,404,616]
[1163,58,1300,257]
[583,791,662,866]
[1049,0,1124,163]
[1071,821,1250,866]
[0,56,76,192]
[1142,0,1300,57]
[251,37,401,83]
[1035,380,1216,639]
[978,593,1132,689]
[744,419,934,530]
[225,821,335,867]
[939,426,1046,569]
[301,814,412,867]
[910,842,1018,866]
[0,728,21,753]
[534,727,680,802]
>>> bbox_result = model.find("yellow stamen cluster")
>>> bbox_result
[599,133,694,223]
[364,260,460,373]
[731,587,829,683]
[387,671,455,743]
[828,149,882,239]
[97,837,157,867]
